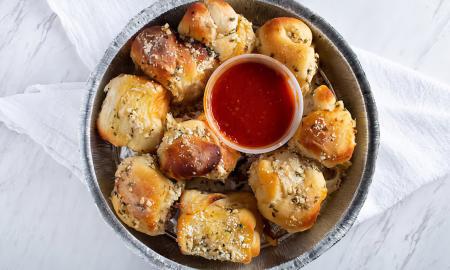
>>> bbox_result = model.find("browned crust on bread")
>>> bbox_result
[159,137,221,180]
[313,85,336,111]
[178,1,255,61]
[178,2,216,45]
[295,106,356,168]
[256,17,317,94]
[177,190,261,263]
[130,25,217,104]
[158,115,240,181]
[96,74,170,153]
[248,149,327,233]
[197,113,241,174]
[111,155,183,236]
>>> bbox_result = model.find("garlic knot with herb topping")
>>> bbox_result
[130,24,218,104]
[256,17,318,95]
[289,85,356,168]
[178,0,256,61]
[177,190,261,264]
[248,148,327,233]
[111,155,184,236]
[96,74,170,153]
[157,114,240,181]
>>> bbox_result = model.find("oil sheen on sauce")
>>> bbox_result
[211,62,295,148]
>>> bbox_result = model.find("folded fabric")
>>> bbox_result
[0,83,85,179]
[0,0,448,226]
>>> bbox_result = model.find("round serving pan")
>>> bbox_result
[80,0,379,269]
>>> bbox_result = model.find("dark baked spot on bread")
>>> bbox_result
[299,117,329,155]
[131,26,178,76]
[130,25,217,104]
[160,137,221,179]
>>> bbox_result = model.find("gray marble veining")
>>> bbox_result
[0,0,89,97]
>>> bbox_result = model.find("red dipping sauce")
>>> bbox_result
[210,62,295,148]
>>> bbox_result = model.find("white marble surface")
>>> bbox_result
[0,0,449,269]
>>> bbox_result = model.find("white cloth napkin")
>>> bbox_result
[0,0,449,224]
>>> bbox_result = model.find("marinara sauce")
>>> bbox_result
[211,61,295,148]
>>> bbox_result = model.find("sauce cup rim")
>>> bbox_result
[204,53,303,154]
